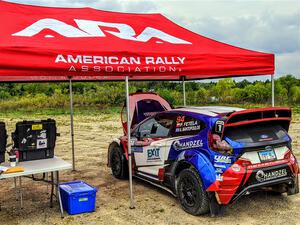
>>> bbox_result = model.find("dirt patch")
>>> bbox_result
[0,113,299,225]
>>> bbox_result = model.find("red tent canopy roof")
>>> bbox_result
[0,1,274,82]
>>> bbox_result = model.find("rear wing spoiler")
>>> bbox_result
[225,107,291,128]
[214,107,292,135]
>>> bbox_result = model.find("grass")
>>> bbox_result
[0,104,299,118]
[0,106,122,118]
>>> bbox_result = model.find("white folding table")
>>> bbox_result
[0,157,72,217]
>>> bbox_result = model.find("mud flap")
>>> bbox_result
[208,192,226,217]
[288,175,299,195]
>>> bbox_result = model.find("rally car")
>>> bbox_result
[108,92,299,216]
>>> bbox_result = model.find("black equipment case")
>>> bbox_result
[12,119,57,161]
[0,122,7,163]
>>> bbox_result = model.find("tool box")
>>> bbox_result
[59,181,98,215]
[0,122,7,163]
[12,119,57,161]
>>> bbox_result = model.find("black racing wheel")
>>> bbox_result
[110,145,128,179]
[177,168,209,215]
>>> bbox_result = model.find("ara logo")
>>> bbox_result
[214,155,232,164]
[173,139,203,151]
[147,148,161,161]
[12,18,192,45]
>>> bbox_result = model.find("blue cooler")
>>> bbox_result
[59,181,98,215]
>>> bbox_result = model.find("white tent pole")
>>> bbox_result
[125,76,135,209]
[271,74,275,107]
[183,77,186,106]
[69,77,75,171]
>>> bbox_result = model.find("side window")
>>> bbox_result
[171,114,205,137]
[138,118,157,138]
[138,113,175,138]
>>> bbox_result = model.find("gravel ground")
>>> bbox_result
[0,112,299,225]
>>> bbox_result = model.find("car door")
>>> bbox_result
[132,113,176,176]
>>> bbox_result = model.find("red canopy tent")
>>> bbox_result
[0,0,275,209]
[0,1,274,79]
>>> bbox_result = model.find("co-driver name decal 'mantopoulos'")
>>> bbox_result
[54,55,186,73]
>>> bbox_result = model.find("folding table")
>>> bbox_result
[0,157,72,217]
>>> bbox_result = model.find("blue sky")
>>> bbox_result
[6,0,300,80]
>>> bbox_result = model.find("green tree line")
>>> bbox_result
[0,75,299,110]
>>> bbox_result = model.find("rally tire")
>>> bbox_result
[110,145,128,179]
[177,168,209,215]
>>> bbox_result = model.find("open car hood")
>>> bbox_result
[121,92,172,134]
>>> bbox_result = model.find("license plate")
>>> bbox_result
[258,149,277,162]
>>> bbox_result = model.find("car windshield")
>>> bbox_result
[224,123,287,143]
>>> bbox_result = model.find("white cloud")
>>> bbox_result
[276,52,300,78]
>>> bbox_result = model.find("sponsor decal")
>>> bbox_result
[214,155,232,164]
[231,164,241,172]
[255,169,287,182]
[147,148,161,161]
[143,112,157,117]
[132,146,143,153]
[12,18,192,44]
[32,124,43,130]
[215,168,223,173]
[173,139,203,151]
[216,174,223,181]
[21,138,27,144]
[214,164,226,169]
[37,139,47,149]
[248,159,287,169]
[37,130,47,139]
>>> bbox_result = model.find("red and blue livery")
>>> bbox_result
[108,92,299,216]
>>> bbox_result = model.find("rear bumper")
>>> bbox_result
[231,175,297,203]
[208,160,299,205]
